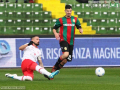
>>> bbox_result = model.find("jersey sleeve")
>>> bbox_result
[23,43,29,50]
[53,19,61,30]
[76,18,82,29]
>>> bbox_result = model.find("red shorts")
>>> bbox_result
[21,59,37,79]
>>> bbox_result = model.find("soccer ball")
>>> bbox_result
[95,67,105,77]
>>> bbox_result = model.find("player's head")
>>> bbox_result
[65,5,72,18]
[31,36,39,46]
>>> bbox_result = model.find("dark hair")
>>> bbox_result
[30,35,39,40]
[65,5,72,9]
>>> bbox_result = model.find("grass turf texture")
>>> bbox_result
[0,68,120,90]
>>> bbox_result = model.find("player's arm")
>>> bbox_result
[53,29,59,40]
[19,41,33,51]
[19,44,28,51]
[76,18,83,34]
[53,19,61,40]
[37,56,44,68]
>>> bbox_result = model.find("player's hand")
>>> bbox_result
[55,33,60,40]
[79,28,83,34]
[28,41,33,46]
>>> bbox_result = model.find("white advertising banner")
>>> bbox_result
[0,38,16,67]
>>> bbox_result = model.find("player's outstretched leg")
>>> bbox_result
[5,73,33,81]
[35,65,60,80]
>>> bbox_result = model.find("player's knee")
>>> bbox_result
[24,76,33,81]
[63,52,69,58]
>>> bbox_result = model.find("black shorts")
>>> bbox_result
[60,41,74,62]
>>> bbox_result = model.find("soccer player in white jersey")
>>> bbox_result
[5,36,59,81]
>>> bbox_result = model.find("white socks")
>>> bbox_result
[13,76,33,81]
[35,65,51,76]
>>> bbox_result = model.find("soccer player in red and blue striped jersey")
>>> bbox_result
[51,5,83,77]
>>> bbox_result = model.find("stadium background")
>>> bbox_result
[0,0,120,68]
[0,0,120,35]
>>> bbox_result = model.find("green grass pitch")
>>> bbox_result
[0,68,120,90]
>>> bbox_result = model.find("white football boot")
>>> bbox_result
[5,73,17,79]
